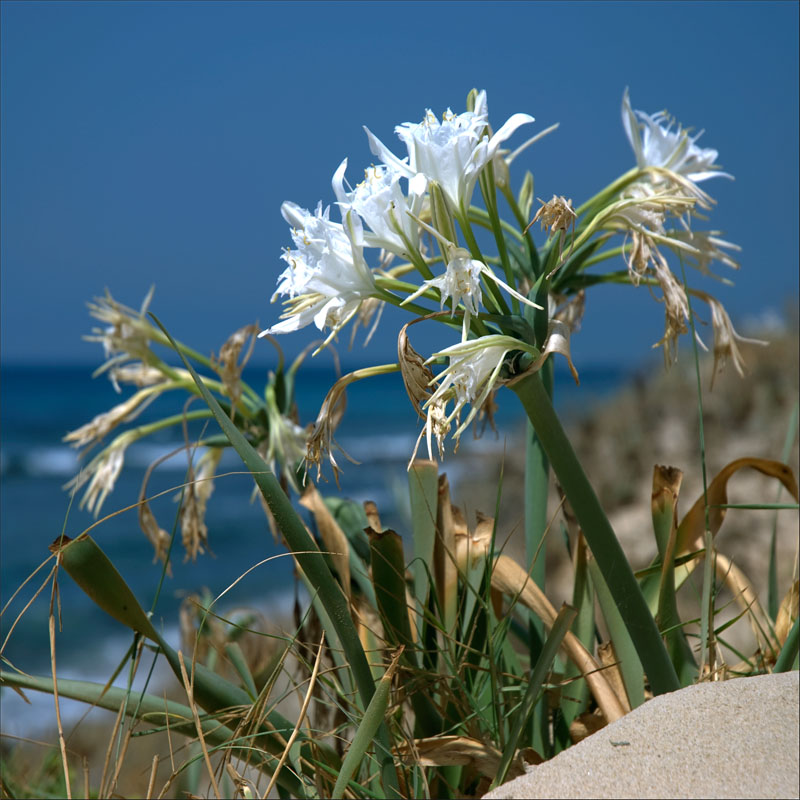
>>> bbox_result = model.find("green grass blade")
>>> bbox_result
[773,615,799,673]
[331,650,402,800]
[522,356,553,756]
[560,534,594,727]
[408,460,440,625]
[587,557,644,709]
[54,535,307,753]
[224,641,258,700]
[369,528,416,657]
[491,604,577,789]
[512,371,680,695]
[150,320,365,692]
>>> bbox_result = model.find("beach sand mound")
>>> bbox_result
[483,671,799,800]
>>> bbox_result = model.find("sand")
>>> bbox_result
[483,671,799,799]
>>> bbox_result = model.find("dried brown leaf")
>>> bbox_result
[491,553,627,722]
[715,552,780,654]
[775,579,799,646]
[396,735,529,781]
[676,458,799,559]
[398,320,435,420]
[597,642,632,713]
[299,482,351,604]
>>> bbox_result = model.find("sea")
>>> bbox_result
[0,361,629,735]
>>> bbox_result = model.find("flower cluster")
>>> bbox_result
[67,88,761,541]
[263,89,758,475]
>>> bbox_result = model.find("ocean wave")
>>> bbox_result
[1,428,437,480]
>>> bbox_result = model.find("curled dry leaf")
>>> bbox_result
[675,458,799,581]
[364,500,382,532]
[569,709,608,744]
[507,319,580,386]
[398,320,435,420]
[396,735,531,781]
[454,510,494,571]
[491,553,627,723]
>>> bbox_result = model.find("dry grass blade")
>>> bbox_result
[775,580,799,646]
[299,483,351,603]
[715,552,780,654]
[264,632,325,798]
[597,643,632,713]
[47,554,71,800]
[491,554,627,722]
[145,754,159,800]
[435,474,458,644]
[99,700,126,797]
[396,735,529,781]
[177,650,221,800]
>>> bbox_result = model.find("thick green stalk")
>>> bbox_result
[511,372,680,695]
[524,360,552,755]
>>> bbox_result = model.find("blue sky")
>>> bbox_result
[1,0,798,371]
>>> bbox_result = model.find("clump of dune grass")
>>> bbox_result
[2,88,799,799]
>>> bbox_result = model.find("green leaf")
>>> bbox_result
[774,615,799,673]
[332,651,403,800]
[492,604,577,789]
[511,371,680,696]
[369,528,416,657]
[408,459,440,618]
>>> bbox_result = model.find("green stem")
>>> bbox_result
[574,167,640,218]
[511,371,680,695]
[480,171,519,314]
[467,206,525,244]
[456,208,509,316]
[373,285,489,338]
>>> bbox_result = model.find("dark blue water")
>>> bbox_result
[0,360,627,730]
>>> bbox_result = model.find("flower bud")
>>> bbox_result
[428,181,457,262]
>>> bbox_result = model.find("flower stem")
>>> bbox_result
[574,167,640,218]
[511,371,680,695]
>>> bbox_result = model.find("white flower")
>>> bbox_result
[260,202,376,343]
[622,88,732,183]
[364,90,534,211]
[703,295,767,388]
[85,288,156,392]
[404,249,483,339]
[65,436,130,516]
[332,159,425,257]
[264,395,309,492]
[664,229,741,277]
[426,335,533,438]
[63,388,159,451]
[402,215,541,340]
